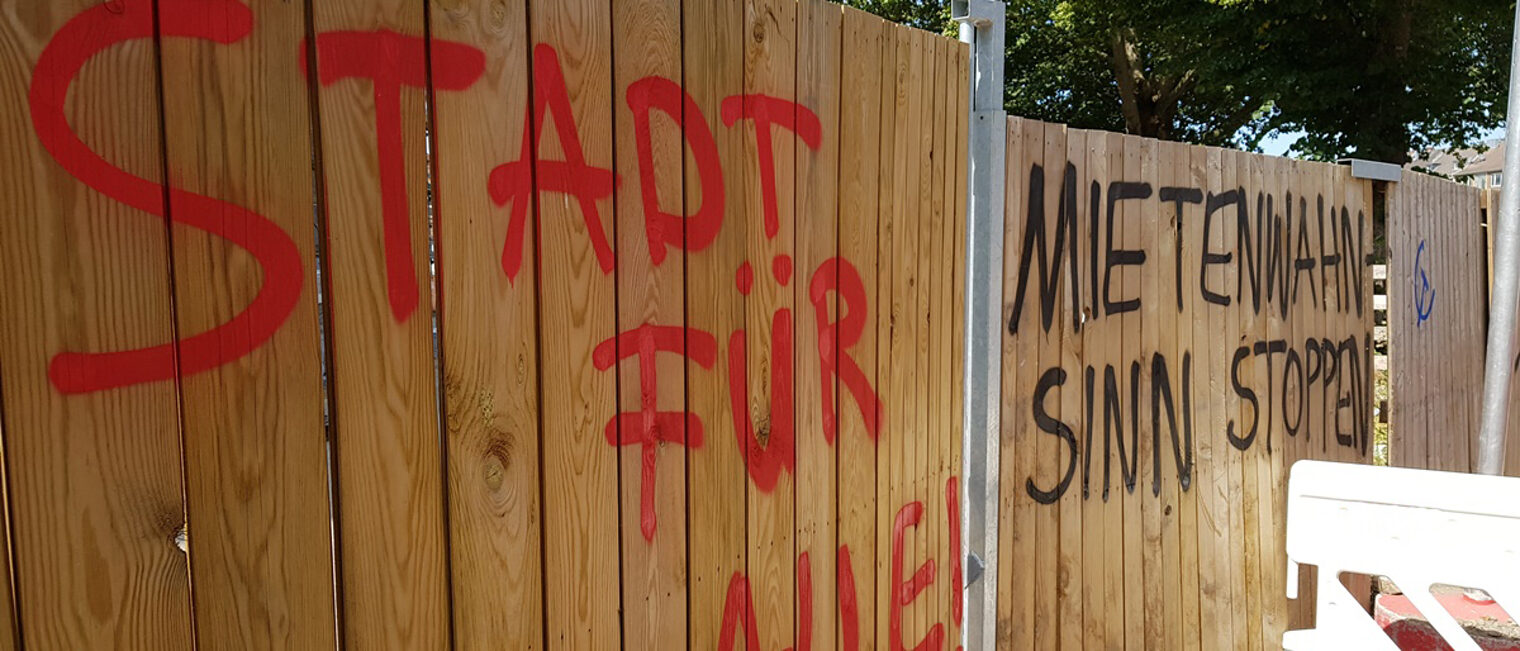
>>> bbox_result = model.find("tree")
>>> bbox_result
[1254,0,1511,164]
[844,0,1512,164]
[841,0,952,33]
[1006,0,1278,146]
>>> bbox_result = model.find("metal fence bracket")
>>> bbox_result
[955,1,1007,649]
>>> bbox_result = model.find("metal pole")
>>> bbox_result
[1476,2,1520,476]
[953,1,1006,649]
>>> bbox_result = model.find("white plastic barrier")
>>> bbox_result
[1283,460,1520,650]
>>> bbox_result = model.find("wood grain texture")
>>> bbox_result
[525,0,620,647]
[1054,123,1083,651]
[429,0,544,647]
[1177,142,1205,651]
[872,23,903,651]
[0,2,190,648]
[997,115,1034,651]
[795,2,840,649]
[159,1,339,647]
[942,42,966,651]
[1155,138,1186,651]
[1138,135,1165,651]
[611,0,686,646]
[740,0,797,647]
[1079,129,1109,651]
[684,0,748,647]
[1031,120,1063,651]
[1118,130,1143,651]
[836,9,885,649]
[309,1,450,646]
[911,32,942,649]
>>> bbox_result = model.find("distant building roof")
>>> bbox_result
[1411,140,1504,177]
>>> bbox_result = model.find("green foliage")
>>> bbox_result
[1251,0,1511,163]
[844,0,1513,163]
[1006,0,1277,146]
[839,0,954,34]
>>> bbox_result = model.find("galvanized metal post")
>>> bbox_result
[953,1,1006,649]
[1476,1,1520,476]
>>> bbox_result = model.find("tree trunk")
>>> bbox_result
[1359,0,1416,164]
[1109,28,1196,142]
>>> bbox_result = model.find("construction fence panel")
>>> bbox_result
[0,1,966,649]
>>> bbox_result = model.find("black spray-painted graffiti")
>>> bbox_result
[1009,162,1373,505]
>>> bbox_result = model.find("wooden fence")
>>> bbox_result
[1386,173,1485,473]
[995,118,1376,650]
[0,1,967,649]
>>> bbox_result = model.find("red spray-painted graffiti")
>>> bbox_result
[489,43,620,285]
[720,95,822,239]
[30,1,959,642]
[892,501,946,651]
[718,476,962,651]
[626,75,725,265]
[33,3,886,522]
[592,325,717,541]
[33,0,302,395]
[303,30,485,322]
[946,475,963,628]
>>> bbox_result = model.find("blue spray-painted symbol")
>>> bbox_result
[1414,240,1435,326]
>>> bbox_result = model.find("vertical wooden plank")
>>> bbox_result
[915,33,946,650]
[1405,174,1418,469]
[1120,133,1145,651]
[429,0,543,646]
[1177,141,1204,651]
[1426,174,1443,469]
[308,1,449,646]
[525,0,620,646]
[1056,125,1085,651]
[998,115,1034,651]
[1328,163,1349,465]
[611,0,685,645]
[1450,180,1473,470]
[1082,127,1118,651]
[1387,174,1414,468]
[1256,152,1286,651]
[740,0,797,646]
[1234,147,1263,651]
[930,37,959,648]
[796,1,841,648]
[837,10,886,649]
[1079,129,1108,651]
[685,0,748,645]
[1425,174,1436,453]
[1032,120,1064,651]
[1215,146,1244,650]
[1426,173,1444,469]
[1419,173,1436,470]
[874,24,905,651]
[908,27,934,650]
[1193,144,1230,651]
[1139,135,1165,651]
[1289,159,1321,628]
[160,1,340,647]
[1465,185,1484,469]
[0,3,190,648]
[950,40,971,650]
[1154,139,1186,651]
